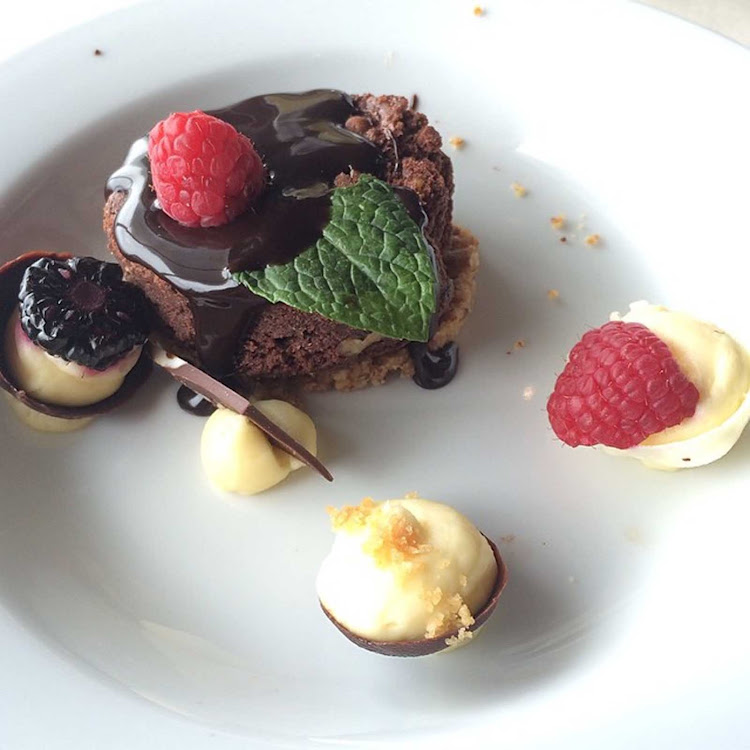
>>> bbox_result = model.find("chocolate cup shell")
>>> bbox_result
[320,534,508,657]
[0,251,152,419]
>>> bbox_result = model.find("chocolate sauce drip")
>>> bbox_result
[409,342,459,389]
[176,385,216,416]
[107,90,384,376]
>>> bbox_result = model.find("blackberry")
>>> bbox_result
[18,256,150,370]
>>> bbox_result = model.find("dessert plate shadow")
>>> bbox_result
[1,1,749,748]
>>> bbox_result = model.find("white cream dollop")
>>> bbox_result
[200,400,317,495]
[606,301,750,469]
[316,496,497,644]
[3,312,141,432]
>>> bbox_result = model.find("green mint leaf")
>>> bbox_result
[232,174,437,342]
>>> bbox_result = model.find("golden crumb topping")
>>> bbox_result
[327,497,376,532]
[448,136,465,149]
[329,498,431,568]
[423,587,443,612]
[445,627,474,647]
[510,182,527,197]
[425,612,446,638]
[425,592,476,639]
[584,233,601,246]
[547,288,560,300]
[363,506,431,567]
[473,5,485,16]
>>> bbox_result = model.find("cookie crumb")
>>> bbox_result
[445,627,473,647]
[505,339,526,355]
[584,233,601,247]
[547,289,560,300]
[410,93,419,110]
[473,5,485,16]
[550,214,566,231]
[510,182,527,198]
[559,236,567,243]
[448,136,465,150]
[522,386,536,401]
[93,48,103,56]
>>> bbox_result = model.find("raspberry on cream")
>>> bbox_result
[547,320,699,449]
[605,302,750,469]
[316,495,500,652]
[200,401,317,494]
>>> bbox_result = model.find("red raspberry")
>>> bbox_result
[148,111,264,228]
[547,321,699,449]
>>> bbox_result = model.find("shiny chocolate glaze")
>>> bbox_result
[107,89,458,389]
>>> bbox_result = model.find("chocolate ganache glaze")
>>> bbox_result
[106,88,458,390]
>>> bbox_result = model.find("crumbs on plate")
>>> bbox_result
[550,214,566,231]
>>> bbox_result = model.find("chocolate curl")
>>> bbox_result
[150,340,332,482]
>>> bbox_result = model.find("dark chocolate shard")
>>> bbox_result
[320,534,507,657]
[150,341,333,482]
[0,251,152,420]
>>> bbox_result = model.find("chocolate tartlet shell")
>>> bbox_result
[0,251,151,419]
[320,534,508,657]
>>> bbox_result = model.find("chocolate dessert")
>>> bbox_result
[104,90,478,397]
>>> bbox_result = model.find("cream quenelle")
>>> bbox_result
[200,400,317,494]
[606,301,750,469]
[316,495,499,651]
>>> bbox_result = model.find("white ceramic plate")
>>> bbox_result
[1,1,749,747]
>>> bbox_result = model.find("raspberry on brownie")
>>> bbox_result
[103,90,479,395]
[148,111,265,228]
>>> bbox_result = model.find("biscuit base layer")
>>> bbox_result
[252,224,479,396]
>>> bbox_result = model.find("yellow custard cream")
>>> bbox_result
[316,496,497,643]
[200,400,317,494]
[607,302,750,469]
